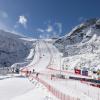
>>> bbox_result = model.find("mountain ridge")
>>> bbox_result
[54,18,100,70]
[0,29,34,67]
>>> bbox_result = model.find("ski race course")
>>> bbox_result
[0,40,100,100]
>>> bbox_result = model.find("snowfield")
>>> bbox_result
[11,78,58,100]
[0,18,100,100]
[0,39,100,100]
[20,40,100,100]
[0,76,34,100]
[0,74,58,100]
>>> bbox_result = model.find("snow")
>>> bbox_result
[54,18,100,72]
[0,74,58,100]
[21,40,99,100]
[0,39,100,100]
[39,76,93,100]
[1,18,100,100]
[0,29,34,67]
[0,76,33,100]
[11,78,58,100]
[26,46,35,60]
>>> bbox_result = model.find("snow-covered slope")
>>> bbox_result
[54,18,100,70]
[0,30,35,67]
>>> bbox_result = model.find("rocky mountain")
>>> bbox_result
[0,30,34,67]
[54,18,100,70]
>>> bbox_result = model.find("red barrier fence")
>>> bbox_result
[20,42,80,100]
[30,75,80,100]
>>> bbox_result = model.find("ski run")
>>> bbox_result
[0,39,100,100]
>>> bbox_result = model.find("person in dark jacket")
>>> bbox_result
[36,72,39,78]
[33,69,35,73]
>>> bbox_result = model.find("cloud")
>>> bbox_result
[46,25,53,32]
[37,25,53,39]
[37,25,53,33]
[0,10,8,18]
[0,22,24,36]
[37,22,62,39]
[18,15,27,28]
[39,34,50,39]
[14,24,19,29]
[39,34,44,39]
[55,22,62,34]
[37,28,45,33]
[0,22,8,30]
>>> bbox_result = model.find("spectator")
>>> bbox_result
[36,72,39,78]
[33,69,35,73]
[51,75,53,80]
[15,68,19,74]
